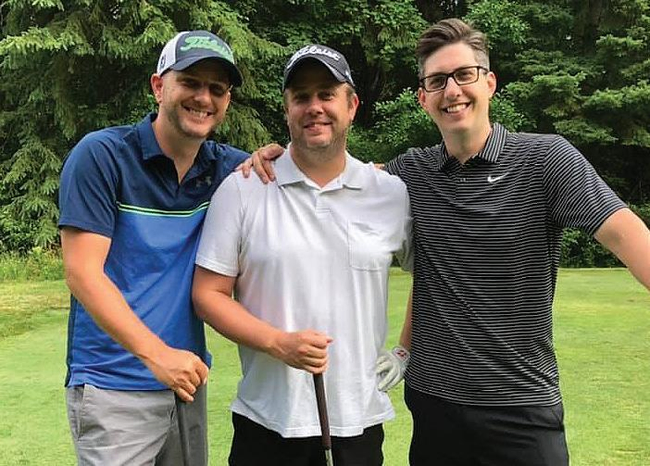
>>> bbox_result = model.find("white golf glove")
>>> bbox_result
[375,345,410,392]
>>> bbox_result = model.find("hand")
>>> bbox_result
[375,345,410,392]
[271,330,333,374]
[237,143,284,183]
[143,345,209,402]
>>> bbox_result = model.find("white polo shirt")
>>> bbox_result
[196,150,412,438]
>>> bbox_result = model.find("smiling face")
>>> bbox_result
[284,62,358,157]
[418,42,496,148]
[151,59,231,142]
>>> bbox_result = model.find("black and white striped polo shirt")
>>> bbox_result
[386,123,626,406]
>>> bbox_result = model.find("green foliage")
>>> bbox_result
[0,0,284,250]
[226,0,427,125]
[560,203,650,267]
[1,0,650,250]
[560,228,621,268]
[348,89,438,163]
[0,248,63,281]
[464,0,529,61]
[468,0,650,201]
[489,91,532,131]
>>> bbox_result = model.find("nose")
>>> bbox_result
[443,76,462,98]
[193,83,211,102]
[306,95,324,114]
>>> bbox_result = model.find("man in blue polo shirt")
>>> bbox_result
[58,30,248,465]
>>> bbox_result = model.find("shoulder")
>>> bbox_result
[206,142,250,163]
[214,164,269,200]
[69,124,135,158]
[385,145,441,175]
[350,157,408,197]
[506,131,569,157]
[63,125,135,173]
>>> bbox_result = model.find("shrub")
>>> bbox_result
[0,248,63,281]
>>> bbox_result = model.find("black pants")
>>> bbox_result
[229,413,384,465]
[405,385,569,466]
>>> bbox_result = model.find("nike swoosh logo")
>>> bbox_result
[487,173,508,183]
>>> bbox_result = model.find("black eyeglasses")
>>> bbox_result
[419,65,488,93]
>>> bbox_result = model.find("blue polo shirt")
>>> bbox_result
[58,113,248,390]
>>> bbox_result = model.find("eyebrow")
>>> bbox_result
[426,64,481,75]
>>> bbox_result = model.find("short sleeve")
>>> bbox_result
[58,133,120,238]
[395,192,414,272]
[195,173,244,277]
[543,136,626,235]
[384,153,406,178]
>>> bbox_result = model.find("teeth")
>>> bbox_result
[445,104,468,113]
[187,108,210,118]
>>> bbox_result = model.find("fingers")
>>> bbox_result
[252,143,283,183]
[174,386,195,403]
[237,158,254,178]
[197,360,209,385]
[252,152,275,183]
[276,330,332,372]
[147,347,210,400]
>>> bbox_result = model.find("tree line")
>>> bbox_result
[1,0,649,265]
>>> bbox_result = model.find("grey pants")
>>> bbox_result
[66,384,208,466]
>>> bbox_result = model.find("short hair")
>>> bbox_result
[416,18,490,77]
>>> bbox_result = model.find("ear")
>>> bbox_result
[348,93,360,121]
[486,71,497,98]
[417,87,427,110]
[150,73,164,104]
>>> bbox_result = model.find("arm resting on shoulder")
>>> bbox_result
[61,227,208,401]
[594,208,650,291]
[192,266,332,373]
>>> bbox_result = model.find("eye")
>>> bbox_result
[292,92,309,103]
[181,78,201,90]
[209,84,229,97]
[426,75,446,89]
[319,90,335,100]
[455,68,476,82]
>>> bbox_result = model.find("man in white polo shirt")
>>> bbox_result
[192,44,411,465]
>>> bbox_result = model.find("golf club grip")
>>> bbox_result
[313,373,332,450]
[175,394,192,466]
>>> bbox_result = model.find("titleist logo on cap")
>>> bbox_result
[287,45,341,68]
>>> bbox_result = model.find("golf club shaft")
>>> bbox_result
[313,373,334,466]
[175,393,192,466]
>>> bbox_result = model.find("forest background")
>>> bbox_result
[1,0,649,265]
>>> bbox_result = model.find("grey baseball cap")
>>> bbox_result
[157,30,243,87]
[283,44,355,90]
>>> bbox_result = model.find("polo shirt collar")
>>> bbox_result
[275,146,364,190]
[137,114,166,161]
[437,122,509,169]
[136,113,218,165]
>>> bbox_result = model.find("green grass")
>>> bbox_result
[0,269,648,465]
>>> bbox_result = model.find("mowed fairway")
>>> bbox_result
[0,269,647,465]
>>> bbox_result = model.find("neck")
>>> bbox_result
[152,115,203,182]
[443,123,492,164]
[290,144,347,187]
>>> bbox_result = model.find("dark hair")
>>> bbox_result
[416,18,489,77]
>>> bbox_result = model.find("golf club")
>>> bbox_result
[175,393,192,466]
[313,373,334,466]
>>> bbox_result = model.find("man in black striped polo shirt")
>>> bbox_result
[382,18,650,466]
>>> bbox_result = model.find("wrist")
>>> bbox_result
[392,345,410,365]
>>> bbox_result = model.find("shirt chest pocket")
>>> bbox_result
[347,221,393,272]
